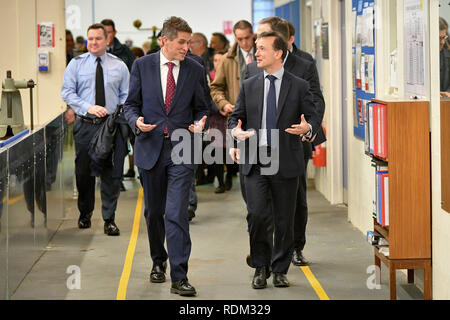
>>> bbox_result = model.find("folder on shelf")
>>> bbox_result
[384,175,389,226]
[376,170,388,225]
[369,103,374,154]
[379,104,388,158]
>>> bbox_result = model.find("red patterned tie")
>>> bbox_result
[164,62,176,134]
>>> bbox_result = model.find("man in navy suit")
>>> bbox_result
[124,16,208,296]
[228,31,320,289]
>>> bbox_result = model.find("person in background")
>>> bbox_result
[74,35,87,55]
[66,30,75,65]
[210,32,230,52]
[101,19,136,72]
[207,50,229,193]
[190,32,215,73]
[142,41,151,55]
[61,23,130,236]
[210,20,255,194]
[440,17,450,97]
[123,46,145,179]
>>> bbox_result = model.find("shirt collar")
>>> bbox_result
[89,52,107,62]
[282,51,290,65]
[160,50,180,67]
[239,46,253,58]
[263,66,284,81]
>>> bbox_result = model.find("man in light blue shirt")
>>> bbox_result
[61,23,129,235]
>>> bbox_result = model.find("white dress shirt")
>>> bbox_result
[240,47,254,64]
[160,50,180,101]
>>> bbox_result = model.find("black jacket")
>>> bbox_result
[292,43,314,62]
[244,53,326,155]
[109,37,136,72]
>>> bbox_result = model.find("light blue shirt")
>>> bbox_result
[260,67,284,146]
[61,52,130,116]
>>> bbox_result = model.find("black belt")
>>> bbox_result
[76,115,106,125]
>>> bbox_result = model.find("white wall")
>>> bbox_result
[65,0,252,50]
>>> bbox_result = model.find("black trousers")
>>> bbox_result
[73,119,121,221]
[244,165,298,274]
[293,157,309,250]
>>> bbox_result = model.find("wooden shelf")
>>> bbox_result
[370,99,432,300]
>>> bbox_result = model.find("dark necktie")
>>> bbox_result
[164,62,176,134]
[266,75,277,147]
[95,57,106,107]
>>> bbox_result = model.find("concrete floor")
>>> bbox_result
[11,175,424,300]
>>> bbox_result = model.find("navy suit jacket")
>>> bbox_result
[228,71,321,178]
[124,52,209,170]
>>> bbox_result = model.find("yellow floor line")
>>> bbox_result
[3,195,24,205]
[116,187,144,300]
[300,266,330,300]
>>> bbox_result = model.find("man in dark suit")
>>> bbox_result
[244,17,326,267]
[123,16,208,296]
[286,20,315,62]
[228,31,320,289]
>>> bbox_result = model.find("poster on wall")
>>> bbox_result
[352,0,376,140]
[404,0,429,98]
[37,22,55,48]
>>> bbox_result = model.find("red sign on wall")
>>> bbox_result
[223,21,233,35]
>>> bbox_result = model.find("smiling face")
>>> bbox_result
[87,28,107,56]
[255,36,282,71]
[161,31,191,61]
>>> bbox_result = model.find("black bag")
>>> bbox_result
[89,105,122,160]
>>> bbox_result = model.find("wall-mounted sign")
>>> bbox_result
[223,21,233,35]
[37,22,55,48]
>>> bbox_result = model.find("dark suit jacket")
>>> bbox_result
[123,52,209,170]
[228,71,321,179]
[292,43,314,62]
[244,53,326,154]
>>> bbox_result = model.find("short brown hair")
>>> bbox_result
[258,31,288,61]
[287,21,295,37]
[87,23,107,39]
[233,20,253,34]
[258,17,289,41]
[161,16,192,40]
[130,46,145,58]
[101,19,116,31]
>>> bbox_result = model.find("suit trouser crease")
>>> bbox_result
[245,165,298,274]
[74,120,121,221]
[139,139,193,282]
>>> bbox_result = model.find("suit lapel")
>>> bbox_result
[255,74,265,129]
[168,60,188,114]
[276,73,291,124]
[151,54,165,111]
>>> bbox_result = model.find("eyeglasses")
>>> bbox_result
[440,34,448,41]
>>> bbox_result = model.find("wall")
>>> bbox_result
[431,0,450,300]
[301,0,343,205]
[0,0,66,128]
[65,0,252,50]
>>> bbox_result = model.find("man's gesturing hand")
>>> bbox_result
[229,148,240,163]
[232,119,255,141]
[136,117,157,132]
[285,114,311,137]
[189,115,207,133]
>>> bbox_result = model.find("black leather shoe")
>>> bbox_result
[78,214,92,229]
[104,221,120,236]
[150,261,167,283]
[120,181,126,192]
[292,249,309,266]
[252,266,271,289]
[171,279,196,296]
[188,208,195,221]
[273,273,290,287]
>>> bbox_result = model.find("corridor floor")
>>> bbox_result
[11,176,423,300]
